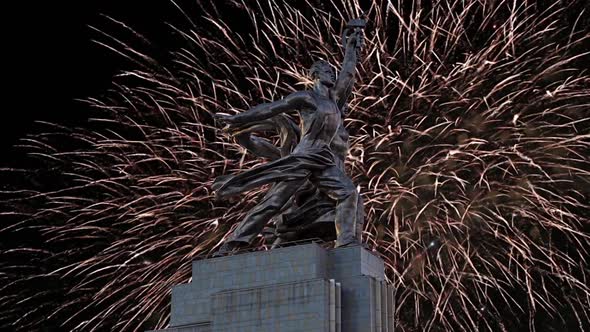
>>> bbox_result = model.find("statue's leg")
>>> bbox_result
[224,176,309,246]
[355,194,365,242]
[313,166,363,247]
[214,150,333,255]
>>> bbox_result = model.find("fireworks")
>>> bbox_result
[1,0,589,331]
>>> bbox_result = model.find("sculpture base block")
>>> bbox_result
[149,243,395,332]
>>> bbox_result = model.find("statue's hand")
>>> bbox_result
[215,113,237,124]
[215,113,240,135]
[346,28,365,50]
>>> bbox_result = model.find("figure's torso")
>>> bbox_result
[295,91,345,153]
[294,91,351,171]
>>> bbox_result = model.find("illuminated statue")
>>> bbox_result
[214,17,366,255]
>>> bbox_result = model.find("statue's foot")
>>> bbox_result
[334,238,359,248]
[270,237,284,249]
[212,241,246,257]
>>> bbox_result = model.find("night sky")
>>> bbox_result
[3,1,186,163]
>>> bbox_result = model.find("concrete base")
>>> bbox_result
[149,244,395,332]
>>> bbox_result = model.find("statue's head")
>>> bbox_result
[309,60,336,88]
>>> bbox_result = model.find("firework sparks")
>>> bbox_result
[1,0,590,331]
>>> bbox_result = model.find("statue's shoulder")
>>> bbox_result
[288,90,316,107]
[291,90,313,98]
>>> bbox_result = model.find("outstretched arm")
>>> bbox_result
[230,115,301,160]
[334,29,364,109]
[236,134,282,160]
[217,91,314,125]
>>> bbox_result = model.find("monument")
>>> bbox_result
[212,15,367,255]
[149,16,395,332]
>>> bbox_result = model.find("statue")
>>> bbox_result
[213,16,366,255]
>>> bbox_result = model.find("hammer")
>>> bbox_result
[342,13,367,49]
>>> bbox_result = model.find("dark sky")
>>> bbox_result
[3,1,185,161]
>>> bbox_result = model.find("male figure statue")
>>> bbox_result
[214,20,365,255]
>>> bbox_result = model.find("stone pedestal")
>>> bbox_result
[149,243,395,332]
